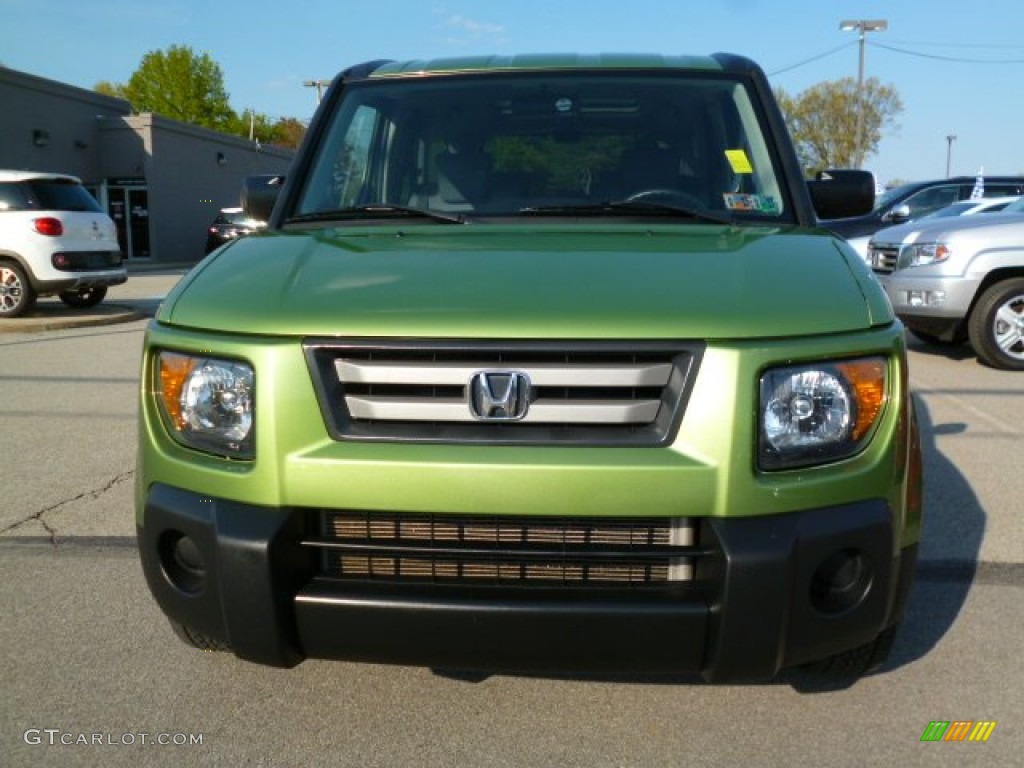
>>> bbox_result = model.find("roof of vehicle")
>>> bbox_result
[0,170,82,183]
[887,175,1024,190]
[363,53,735,78]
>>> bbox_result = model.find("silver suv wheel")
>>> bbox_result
[969,278,1024,370]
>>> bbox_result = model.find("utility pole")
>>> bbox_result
[945,134,957,178]
[303,79,332,104]
[840,19,888,169]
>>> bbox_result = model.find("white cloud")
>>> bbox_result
[445,14,504,35]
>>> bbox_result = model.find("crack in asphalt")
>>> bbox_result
[1,470,135,546]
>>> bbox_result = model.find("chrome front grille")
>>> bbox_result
[304,340,701,445]
[306,512,699,588]
[869,244,899,274]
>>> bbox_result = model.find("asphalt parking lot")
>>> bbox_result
[0,266,183,335]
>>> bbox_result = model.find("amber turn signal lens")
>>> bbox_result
[836,357,887,441]
[157,352,198,431]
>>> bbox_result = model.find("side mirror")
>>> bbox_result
[882,203,911,223]
[808,169,875,219]
[242,174,284,223]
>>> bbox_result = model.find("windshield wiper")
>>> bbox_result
[518,201,734,225]
[286,204,468,225]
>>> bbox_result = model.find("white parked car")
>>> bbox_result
[0,170,126,318]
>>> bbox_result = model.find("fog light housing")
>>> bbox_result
[158,531,207,595]
[810,549,873,616]
[906,290,945,308]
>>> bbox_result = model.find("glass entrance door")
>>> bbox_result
[106,185,151,259]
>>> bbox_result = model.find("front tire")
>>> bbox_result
[968,278,1024,370]
[0,262,37,318]
[59,286,108,308]
[168,620,231,653]
[804,623,899,678]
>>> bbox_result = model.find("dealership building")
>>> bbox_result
[0,66,294,264]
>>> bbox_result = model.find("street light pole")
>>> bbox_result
[945,135,957,178]
[839,19,888,169]
[303,79,332,104]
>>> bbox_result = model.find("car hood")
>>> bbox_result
[871,211,1024,247]
[160,225,888,338]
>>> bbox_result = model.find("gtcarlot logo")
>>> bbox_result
[23,729,204,747]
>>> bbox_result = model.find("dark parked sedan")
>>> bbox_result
[204,207,264,254]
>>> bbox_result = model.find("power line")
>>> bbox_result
[768,42,855,76]
[768,37,1024,79]
[869,40,1024,64]
[883,39,1024,50]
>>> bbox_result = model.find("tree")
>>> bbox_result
[94,80,127,100]
[268,118,307,151]
[100,45,234,131]
[226,112,308,150]
[775,77,902,176]
[94,45,306,148]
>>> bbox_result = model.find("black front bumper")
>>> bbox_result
[138,483,916,681]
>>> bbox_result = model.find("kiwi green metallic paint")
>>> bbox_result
[158,226,891,338]
[136,53,921,681]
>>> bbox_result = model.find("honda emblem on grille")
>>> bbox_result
[469,371,531,421]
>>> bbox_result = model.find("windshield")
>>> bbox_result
[293,71,790,223]
[921,202,974,219]
[873,184,914,212]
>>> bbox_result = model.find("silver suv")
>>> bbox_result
[868,199,1024,370]
[0,171,126,318]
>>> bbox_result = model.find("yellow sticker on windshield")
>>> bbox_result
[725,149,753,174]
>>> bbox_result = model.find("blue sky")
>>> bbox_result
[2,0,1023,184]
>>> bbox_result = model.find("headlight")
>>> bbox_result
[758,357,886,470]
[898,242,950,268]
[155,352,254,459]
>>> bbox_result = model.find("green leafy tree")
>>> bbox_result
[94,80,127,100]
[99,45,234,131]
[268,117,307,150]
[94,45,306,147]
[227,112,308,150]
[775,77,902,175]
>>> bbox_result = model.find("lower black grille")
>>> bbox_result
[305,511,700,589]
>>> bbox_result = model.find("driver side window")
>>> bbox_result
[333,105,380,208]
[904,185,959,218]
[298,104,384,214]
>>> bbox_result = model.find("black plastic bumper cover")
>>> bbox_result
[138,483,917,680]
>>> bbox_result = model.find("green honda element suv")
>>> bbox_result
[136,53,922,682]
